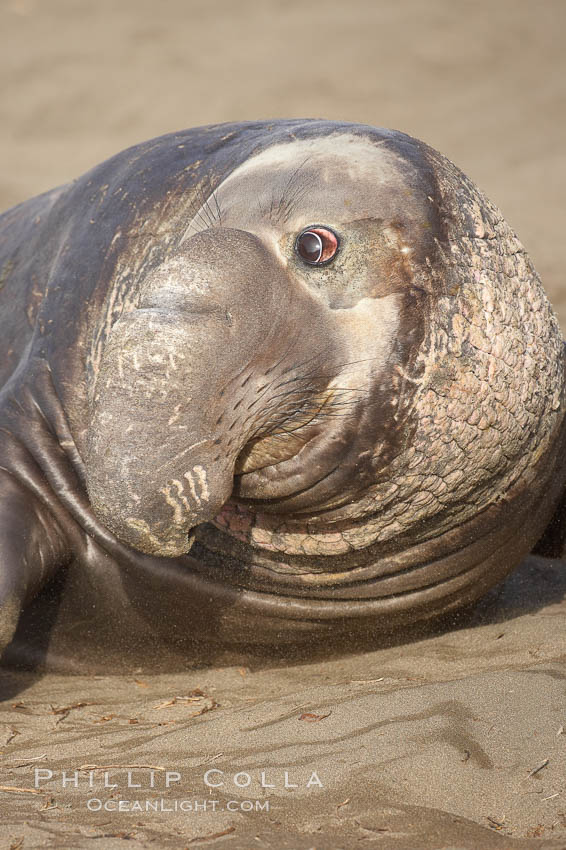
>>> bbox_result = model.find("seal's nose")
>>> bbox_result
[139,228,281,316]
[86,227,336,557]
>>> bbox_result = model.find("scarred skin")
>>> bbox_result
[0,119,565,672]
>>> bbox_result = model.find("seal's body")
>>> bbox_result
[1,120,565,672]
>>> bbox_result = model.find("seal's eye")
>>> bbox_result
[295,227,339,266]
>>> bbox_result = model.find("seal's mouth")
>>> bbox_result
[231,385,364,511]
[233,388,336,474]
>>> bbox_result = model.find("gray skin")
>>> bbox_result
[0,120,565,673]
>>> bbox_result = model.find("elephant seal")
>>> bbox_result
[1,119,565,672]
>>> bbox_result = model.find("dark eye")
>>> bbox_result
[295,226,339,266]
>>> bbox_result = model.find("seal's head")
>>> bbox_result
[85,123,566,641]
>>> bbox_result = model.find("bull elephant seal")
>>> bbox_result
[0,119,565,672]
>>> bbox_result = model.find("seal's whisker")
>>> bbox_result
[274,346,336,377]
[193,209,212,232]
[268,356,380,395]
[270,156,314,225]
[255,386,368,439]
[278,183,312,225]
[186,180,224,237]
[210,188,223,226]
[198,185,217,229]
[267,347,338,390]
[263,336,306,375]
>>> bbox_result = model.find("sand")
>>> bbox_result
[1,1,566,847]
[2,558,566,847]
